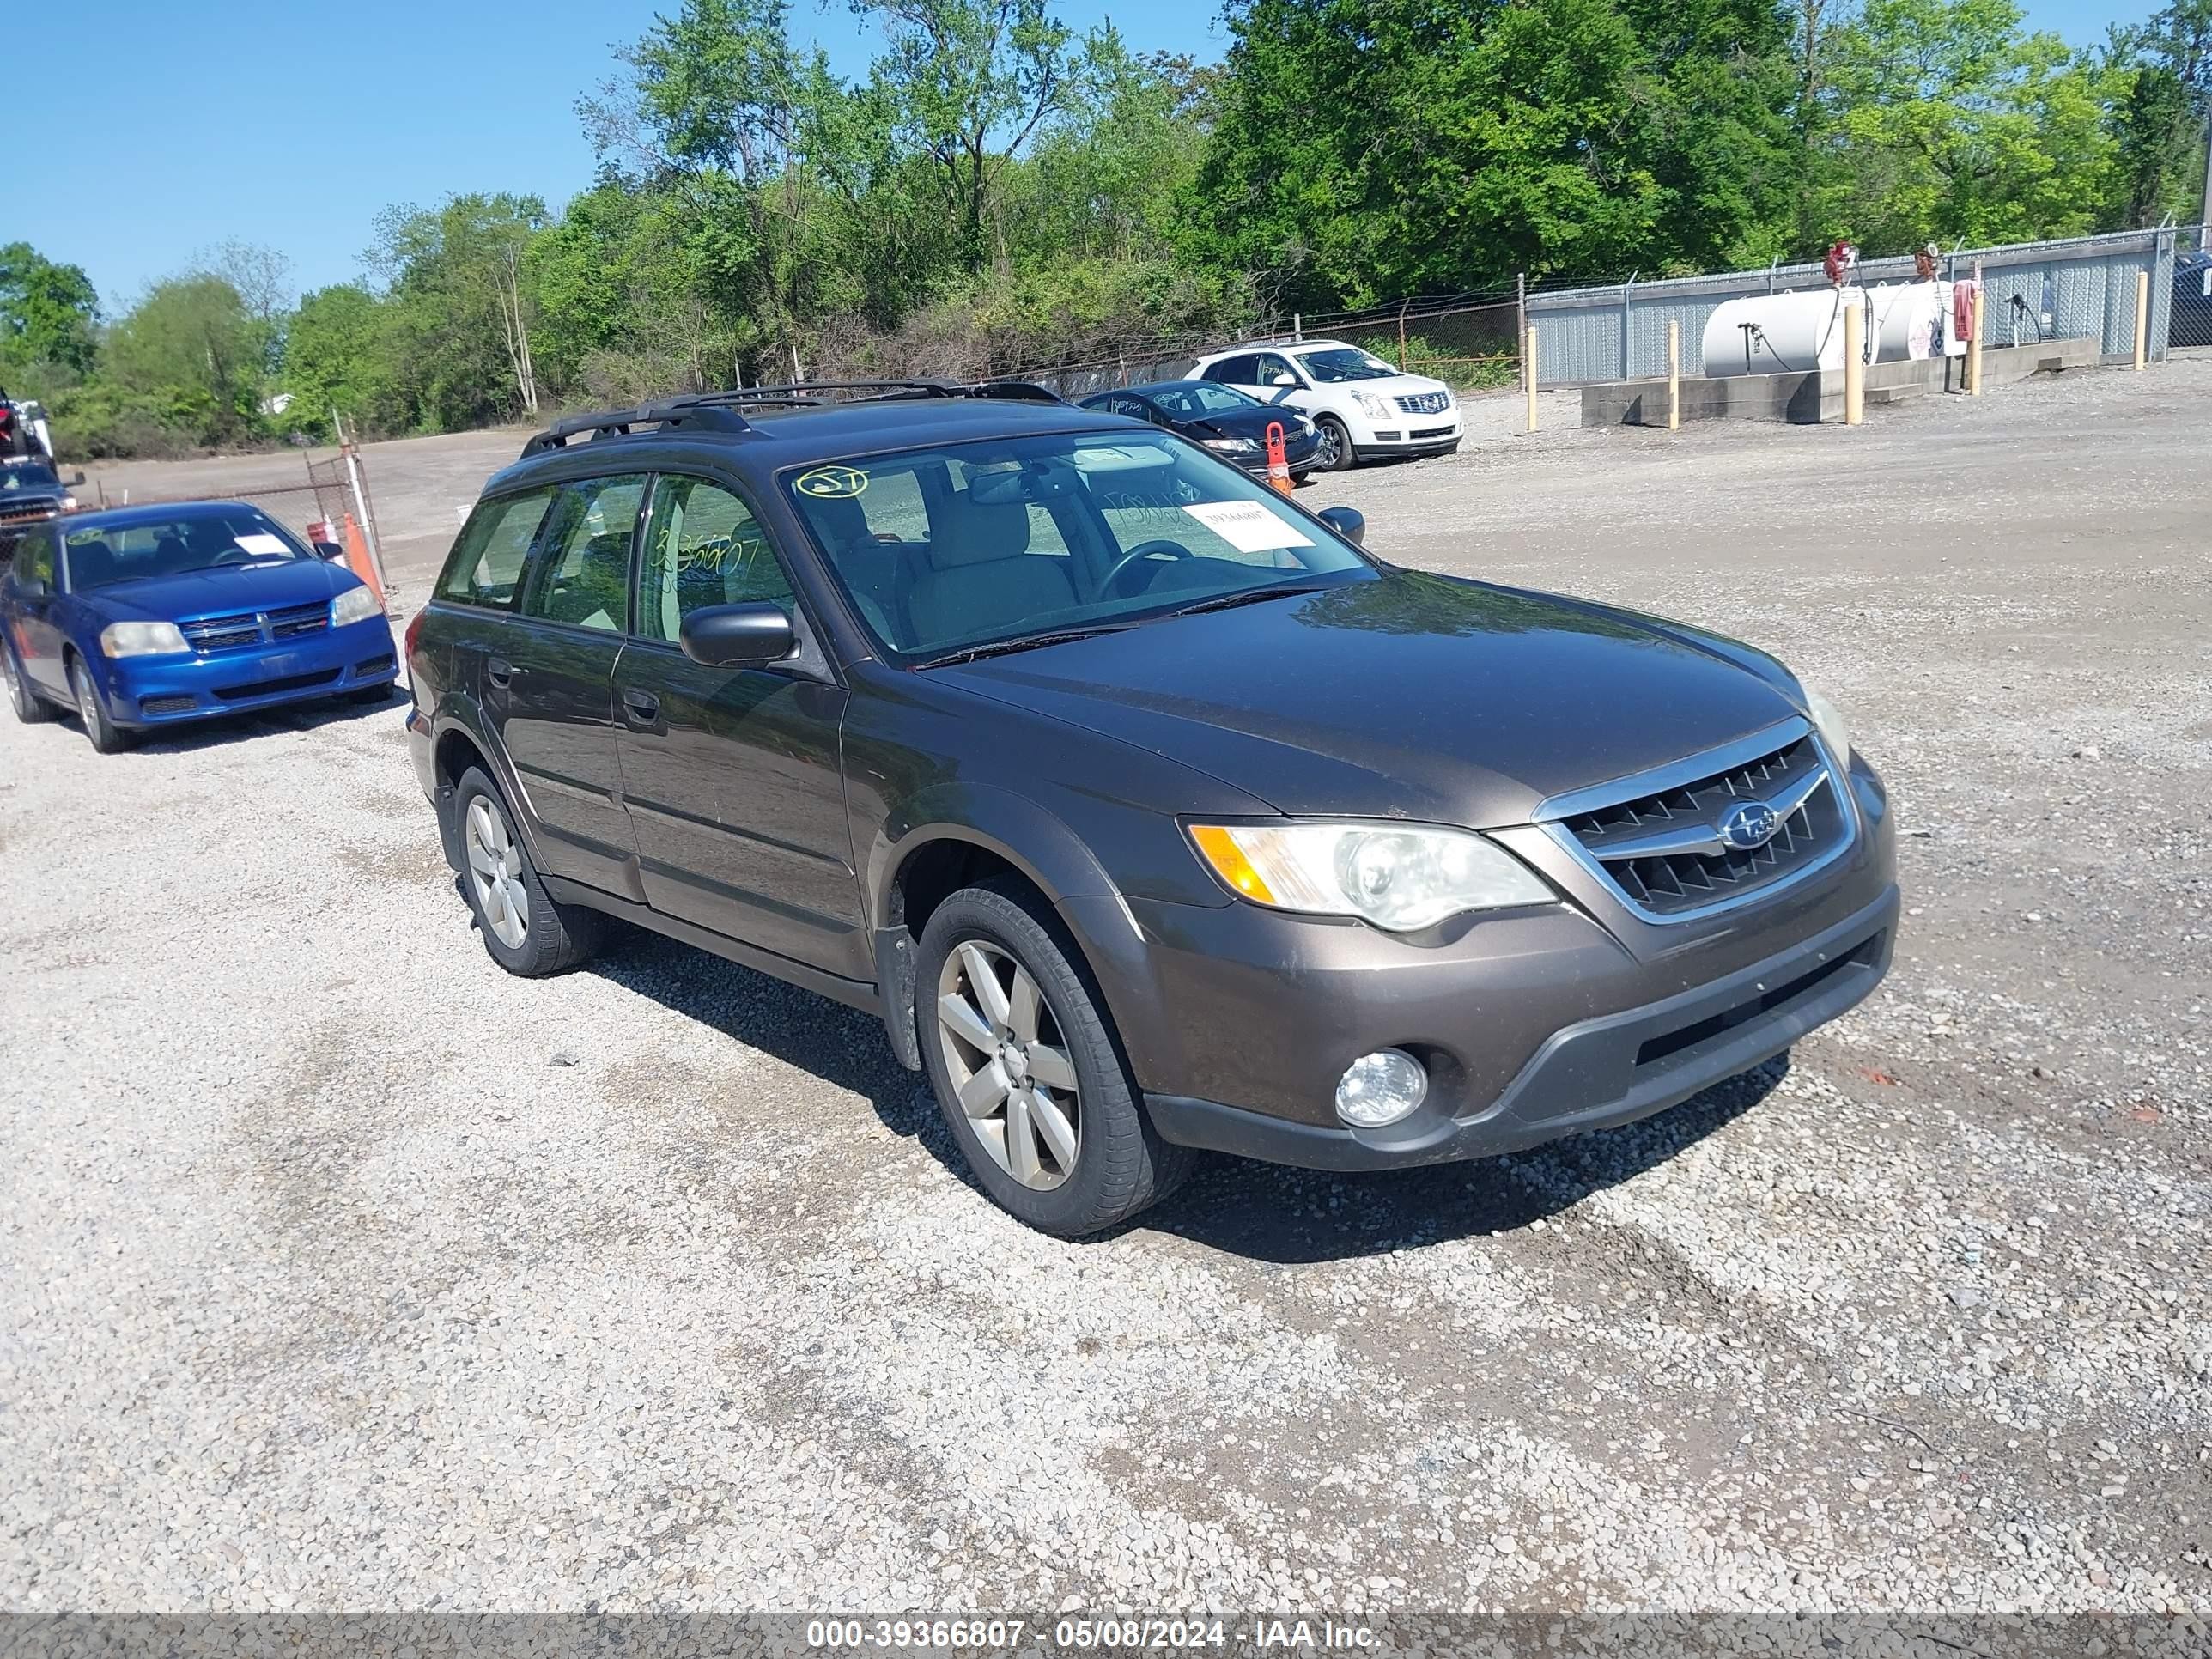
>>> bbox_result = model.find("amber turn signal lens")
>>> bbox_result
[1189,824,1277,905]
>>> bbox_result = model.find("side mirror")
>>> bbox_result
[70,471,87,486]
[1269,373,1297,388]
[1318,505,1366,546]
[680,601,796,668]
[15,574,47,599]
[313,541,347,562]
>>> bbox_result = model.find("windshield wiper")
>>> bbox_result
[915,623,1134,669]
[1165,581,1324,618]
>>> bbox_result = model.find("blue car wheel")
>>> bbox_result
[70,657,131,754]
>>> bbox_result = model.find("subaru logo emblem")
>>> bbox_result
[1717,801,1781,851]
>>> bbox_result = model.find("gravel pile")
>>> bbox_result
[3,360,2205,1622]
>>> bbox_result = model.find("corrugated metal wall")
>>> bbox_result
[1523,229,2185,386]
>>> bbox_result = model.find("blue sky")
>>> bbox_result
[15,0,2148,313]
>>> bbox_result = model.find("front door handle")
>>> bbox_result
[486,658,515,688]
[622,688,661,724]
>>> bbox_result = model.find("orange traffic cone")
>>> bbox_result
[1264,422,1294,495]
[341,512,385,609]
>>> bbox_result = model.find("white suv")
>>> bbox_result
[1188,339,1462,472]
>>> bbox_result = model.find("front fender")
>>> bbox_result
[865,781,1120,929]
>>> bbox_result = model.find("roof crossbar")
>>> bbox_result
[520,378,1067,458]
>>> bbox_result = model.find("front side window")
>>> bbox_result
[1253,353,1301,386]
[438,488,555,610]
[15,527,56,587]
[1,463,60,494]
[1293,346,1399,383]
[635,476,795,646]
[782,433,1371,663]
[63,509,310,592]
[520,475,646,633]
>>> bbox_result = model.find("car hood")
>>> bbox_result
[1316,371,1450,400]
[933,571,1808,828]
[1194,406,1317,441]
[78,558,352,622]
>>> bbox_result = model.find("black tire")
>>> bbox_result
[916,878,1195,1237]
[3,642,54,723]
[451,766,602,976]
[1313,415,1356,472]
[69,656,131,753]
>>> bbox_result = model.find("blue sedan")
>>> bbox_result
[0,500,399,751]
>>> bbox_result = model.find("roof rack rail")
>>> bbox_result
[519,377,1069,459]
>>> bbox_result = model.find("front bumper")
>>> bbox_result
[1348,409,1462,453]
[1060,757,1896,1170]
[1146,886,1896,1170]
[99,616,399,726]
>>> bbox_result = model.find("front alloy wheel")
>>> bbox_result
[465,793,530,948]
[936,939,1081,1189]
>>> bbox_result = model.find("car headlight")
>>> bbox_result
[60,495,79,510]
[1189,821,1553,932]
[1200,436,1261,455]
[331,585,384,627]
[1802,685,1851,762]
[99,620,188,658]
[1352,390,1393,420]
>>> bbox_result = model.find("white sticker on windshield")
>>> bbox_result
[1181,500,1315,554]
[235,532,291,556]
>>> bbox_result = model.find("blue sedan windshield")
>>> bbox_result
[64,511,309,592]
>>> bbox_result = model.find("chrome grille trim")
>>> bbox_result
[1395,391,1450,415]
[1533,718,1858,925]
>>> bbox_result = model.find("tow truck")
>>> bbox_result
[0,392,83,560]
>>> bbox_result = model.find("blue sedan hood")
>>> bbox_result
[82,558,355,622]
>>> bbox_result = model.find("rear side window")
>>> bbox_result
[520,476,646,633]
[436,488,554,610]
[1202,356,1253,385]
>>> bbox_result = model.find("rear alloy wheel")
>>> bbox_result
[69,658,130,753]
[453,766,600,976]
[918,878,1194,1237]
[1313,416,1355,472]
[3,645,54,724]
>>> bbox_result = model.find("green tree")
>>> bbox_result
[281,283,401,437]
[104,274,264,445]
[2106,0,2211,226]
[1809,0,2121,248]
[371,193,550,429]
[0,242,100,383]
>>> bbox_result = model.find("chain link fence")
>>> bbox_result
[2172,229,2212,349]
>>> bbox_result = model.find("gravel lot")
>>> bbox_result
[4,362,2207,1621]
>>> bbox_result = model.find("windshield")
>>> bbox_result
[2,462,60,492]
[782,432,1371,662]
[1151,382,1260,417]
[64,509,310,591]
[1294,347,1400,383]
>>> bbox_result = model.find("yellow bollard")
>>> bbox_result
[1843,301,1863,426]
[2134,270,2149,369]
[1667,319,1680,431]
[1524,327,1539,434]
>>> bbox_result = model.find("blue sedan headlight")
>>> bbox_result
[100,621,189,658]
[331,586,383,628]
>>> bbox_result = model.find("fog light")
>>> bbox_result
[1335,1048,1427,1128]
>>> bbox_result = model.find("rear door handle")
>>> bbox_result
[622,688,660,724]
[486,658,515,688]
